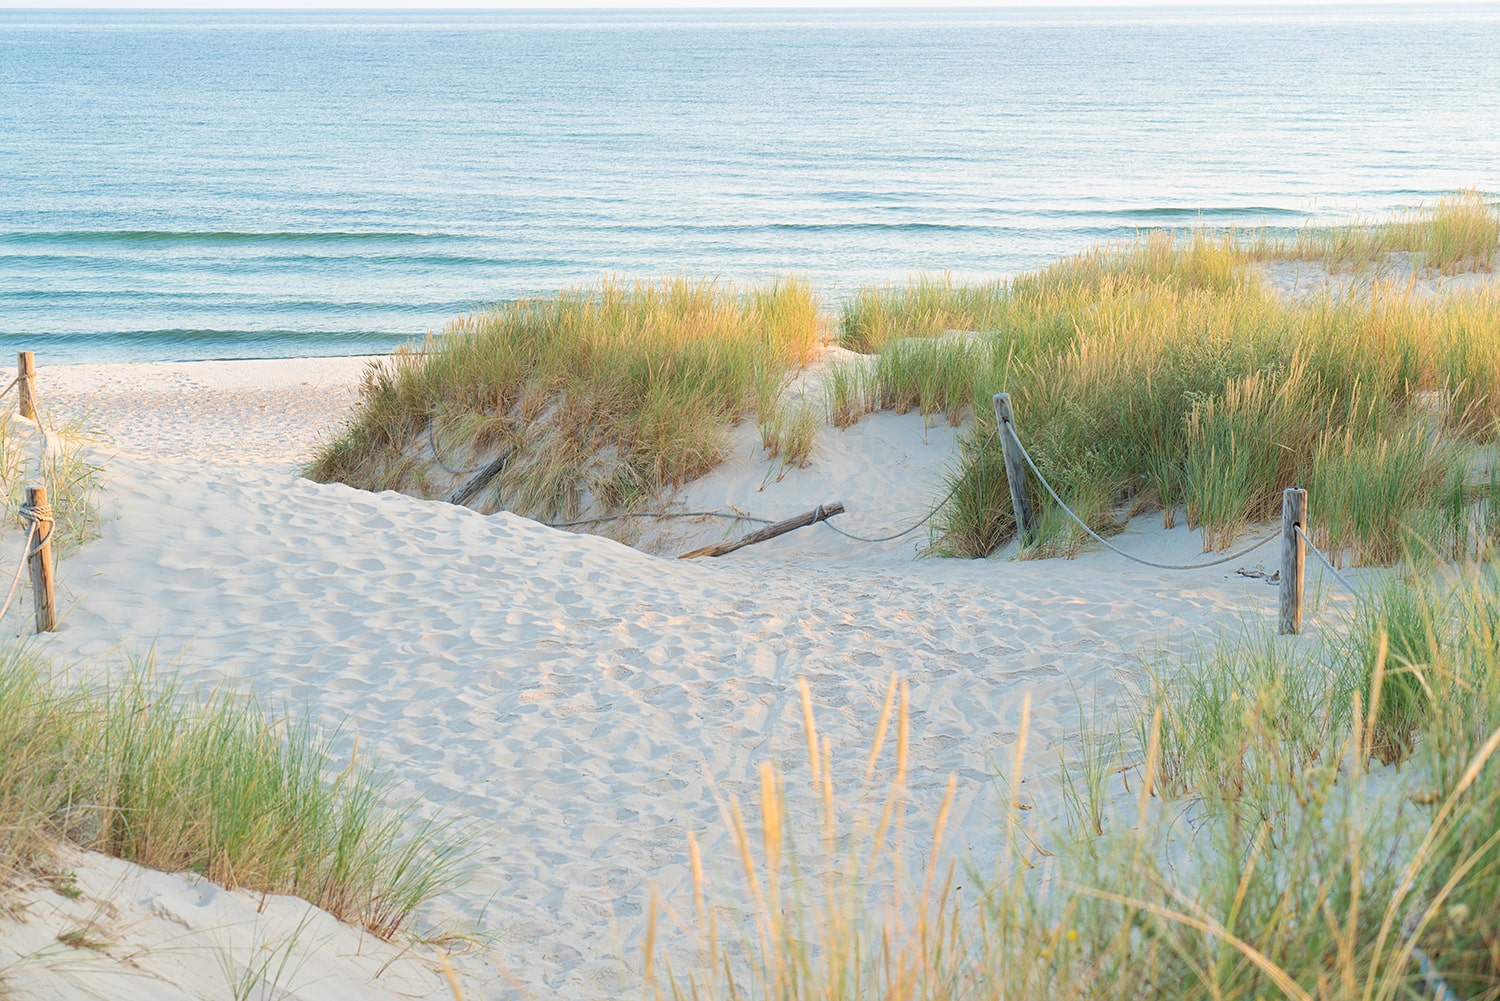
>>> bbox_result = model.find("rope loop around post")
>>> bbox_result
[19,497,55,560]
[18,499,54,530]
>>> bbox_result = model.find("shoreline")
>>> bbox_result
[39,354,382,470]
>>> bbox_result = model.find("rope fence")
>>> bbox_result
[1295,524,1369,606]
[491,436,997,546]
[517,391,1365,628]
[1008,423,1284,572]
[425,414,485,477]
[539,472,960,543]
[0,489,57,633]
[0,523,38,623]
[985,392,1380,636]
[427,384,1371,633]
[819,480,962,543]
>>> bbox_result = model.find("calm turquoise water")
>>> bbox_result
[3,6,1499,363]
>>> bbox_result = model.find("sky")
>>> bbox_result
[2,0,1494,9]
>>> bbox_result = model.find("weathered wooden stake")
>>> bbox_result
[1279,487,1307,635]
[17,351,36,421]
[25,485,55,633]
[992,393,1038,547]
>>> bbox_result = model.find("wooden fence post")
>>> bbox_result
[1279,487,1306,635]
[17,352,36,421]
[24,485,55,633]
[992,393,1038,547]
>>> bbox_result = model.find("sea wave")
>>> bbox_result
[0,230,462,247]
[0,327,413,363]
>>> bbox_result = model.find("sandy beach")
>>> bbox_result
[0,343,1377,999]
[5,2,1497,991]
[36,355,378,471]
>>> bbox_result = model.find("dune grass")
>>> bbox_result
[0,650,468,939]
[835,195,1500,559]
[652,561,1500,1000]
[758,398,819,477]
[308,276,820,521]
[823,359,879,430]
[1271,189,1500,275]
[306,196,1497,560]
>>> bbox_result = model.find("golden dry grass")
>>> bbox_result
[309,277,820,521]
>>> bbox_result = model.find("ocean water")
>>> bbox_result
[2,5,1499,363]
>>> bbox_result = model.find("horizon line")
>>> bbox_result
[5,1,1499,9]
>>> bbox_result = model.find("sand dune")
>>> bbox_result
[0,351,1378,997]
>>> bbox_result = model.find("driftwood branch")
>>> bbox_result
[447,452,510,506]
[678,502,845,559]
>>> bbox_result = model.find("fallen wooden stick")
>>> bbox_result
[447,452,510,506]
[678,502,845,559]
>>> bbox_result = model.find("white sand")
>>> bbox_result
[37,355,380,471]
[0,845,455,1001]
[2,349,1369,998]
[1257,252,1500,303]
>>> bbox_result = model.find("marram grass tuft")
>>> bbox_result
[309,276,820,522]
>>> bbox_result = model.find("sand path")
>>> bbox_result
[31,433,1293,995]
